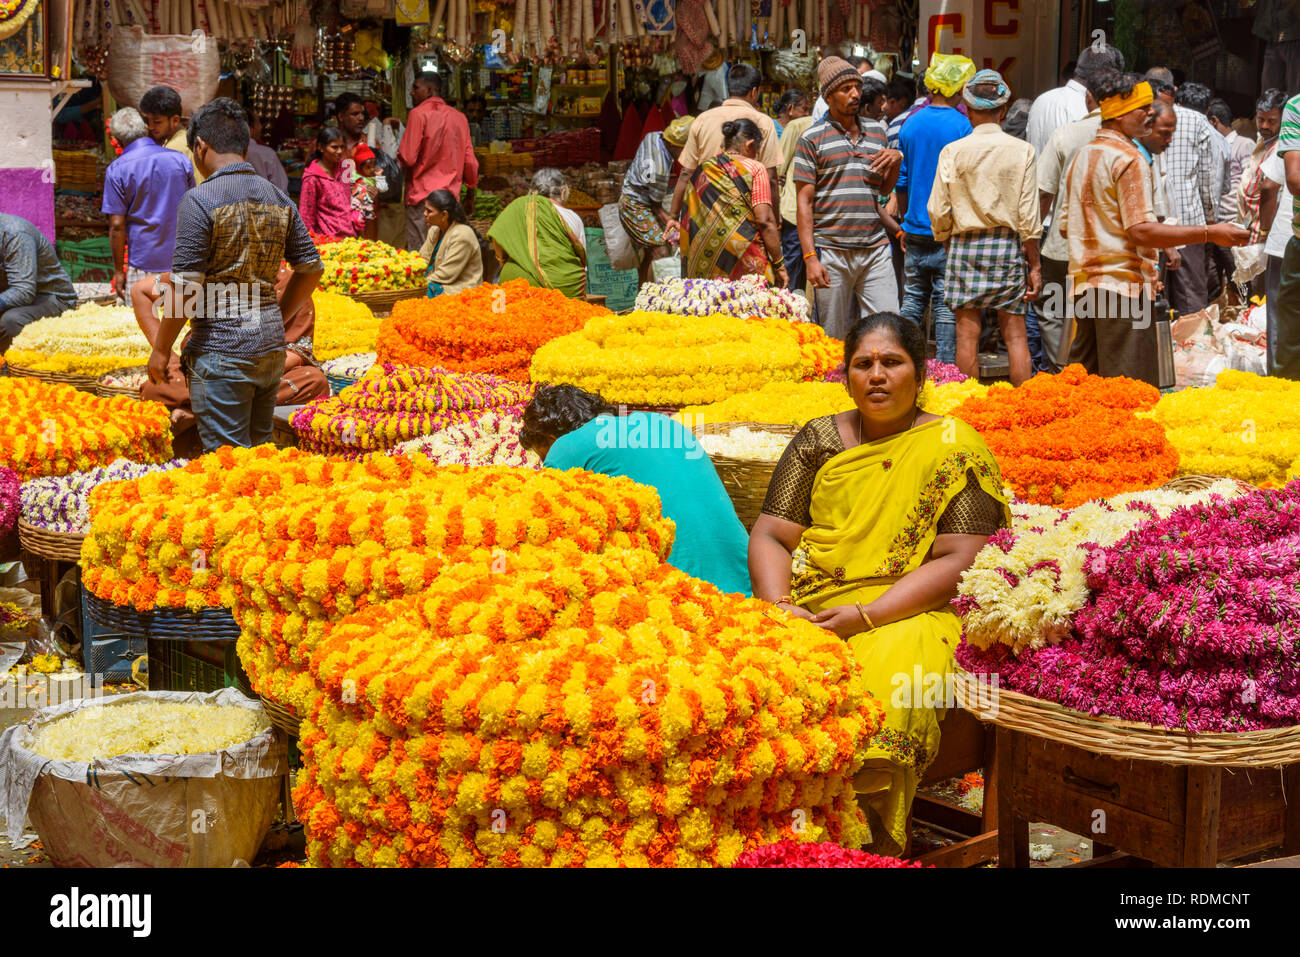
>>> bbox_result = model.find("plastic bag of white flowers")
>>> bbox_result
[0,687,285,867]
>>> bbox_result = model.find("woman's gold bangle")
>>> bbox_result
[775,595,794,606]
[856,602,875,631]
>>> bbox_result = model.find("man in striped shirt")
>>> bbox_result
[795,57,902,339]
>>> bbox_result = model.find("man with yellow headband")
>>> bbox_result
[895,53,975,364]
[1056,72,1249,386]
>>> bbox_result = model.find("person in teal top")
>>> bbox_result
[520,384,752,596]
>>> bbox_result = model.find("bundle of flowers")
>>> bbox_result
[4,301,164,375]
[956,481,1246,654]
[290,363,533,459]
[316,238,426,294]
[99,369,148,390]
[634,275,813,323]
[20,458,188,534]
[320,353,376,382]
[222,464,672,710]
[0,600,35,633]
[312,291,380,360]
[949,365,1176,507]
[531,311,840,407]
[80,446,340,612]
[0,379,172,481]
[732,840,921,868]
[393,411,539,468]
[0,467,17,537]
[679,379,988,429]
[697,426,794,460]
[377,280,609,382]
[1151,370,1300,487]
[825,358,967,385]
[32,701,268,761]
[958,483,1300,731]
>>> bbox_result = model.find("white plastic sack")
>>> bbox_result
[0,688,285,865]
[1216,322,1269,375]
[1233,243,1267,284]
[106,27,221,120]
[651,254,682,282]
[599,203,639,272]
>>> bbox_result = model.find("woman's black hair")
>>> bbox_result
[520,384,616,453]
[424,188,469,226]
[775,89,809,116]
[842,312,928,386]
[721,117,763,151]
[314,125,345,160]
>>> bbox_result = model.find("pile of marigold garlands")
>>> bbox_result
[81,446,887,866]
[949,364,1177,507]
[530,311,841,407]
[316,239,426,294]
[290,363,533,458]
[378,280,609,382]
[0,379,172,481]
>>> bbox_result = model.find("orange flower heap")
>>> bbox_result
[377,280,609,381]
[221,466,675,711]
[0,378,172,480]
[295,565,882,867]
[290,363,534,459]
[949,364,1177,506]
[79,446,379,612]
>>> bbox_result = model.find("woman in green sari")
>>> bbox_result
[749,312,1009,856]
[488,167,588,298]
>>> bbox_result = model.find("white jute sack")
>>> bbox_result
[0,688,285,866]
[106,26,221,120]
[598,203,640,271]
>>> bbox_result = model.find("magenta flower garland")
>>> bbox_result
[0,467,18,537]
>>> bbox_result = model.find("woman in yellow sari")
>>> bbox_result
[749,311,1009,856]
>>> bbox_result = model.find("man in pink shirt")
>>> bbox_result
[398,72,479,251]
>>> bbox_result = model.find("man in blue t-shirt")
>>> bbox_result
[894,54,975,364]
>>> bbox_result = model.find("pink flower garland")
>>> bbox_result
[824,358,967,385]
[0,468,18,537]
[958,482,1300,731]
[732,840,924,868]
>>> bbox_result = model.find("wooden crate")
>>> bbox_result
[995,727,1300,867]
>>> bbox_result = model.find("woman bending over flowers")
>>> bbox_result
[520,384,751,596]
[749,312,1009,855]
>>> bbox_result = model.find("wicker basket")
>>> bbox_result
[259,695,301,739]
[84,590,241,641]
[1161,473,1257,495]
[346,286,426,311]
[17,520,84,562]
[5,362,101,393]
[96,365,147,399]
[953,670,1300,768]
[468,218,495,237]
[692,422,801,530]
[326,372,359,395]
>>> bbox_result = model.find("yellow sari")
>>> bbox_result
[789,417,1009,855]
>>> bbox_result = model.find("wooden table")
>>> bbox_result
[995,726,1300,867]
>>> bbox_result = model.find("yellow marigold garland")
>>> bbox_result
[1151,370,1300,487]
[530,311,841,406]
[677,379,989,428]
[312,291,381,360]
[0,379,172,481]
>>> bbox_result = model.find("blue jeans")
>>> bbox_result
[899,235,955,364]
[183,349,285,451]
[781,220,805,292]
[1024,303,1048,373]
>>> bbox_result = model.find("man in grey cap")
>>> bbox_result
[927,69,1042,385]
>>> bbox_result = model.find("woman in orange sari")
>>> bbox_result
[748,312,1009,855]
[680,118,788,285]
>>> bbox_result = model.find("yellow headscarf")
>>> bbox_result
[924,53,977,97]
[1099,81,1154,121]
[664,115,694,147]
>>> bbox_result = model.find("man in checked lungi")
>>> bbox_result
[927,70,1042,385]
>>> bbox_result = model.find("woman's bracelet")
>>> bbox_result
[775,595,795,607]
[856,602,875,631]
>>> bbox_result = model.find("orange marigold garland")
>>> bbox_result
[376,280,610,382]
[0,378,172,481]
[949,365,1178,506]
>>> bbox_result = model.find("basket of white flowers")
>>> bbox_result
[692,421,800,530]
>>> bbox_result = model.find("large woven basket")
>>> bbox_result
[1161,473,1257,495]
[259,695,301,739]
[326,372,359,395]
[17,520,84,562]
[346,286,426,310]
[5,362,100,393]
[96,365,147,399]
[953,670,1300,768]
[692,421,801,530]
[84,590,241,641]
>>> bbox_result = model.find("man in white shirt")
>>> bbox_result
[1260,147,1292,372]
[1025,42,1125,155]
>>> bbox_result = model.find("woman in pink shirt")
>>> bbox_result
[298,128,361,238]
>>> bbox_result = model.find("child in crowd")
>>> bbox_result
[349,144,387,237]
